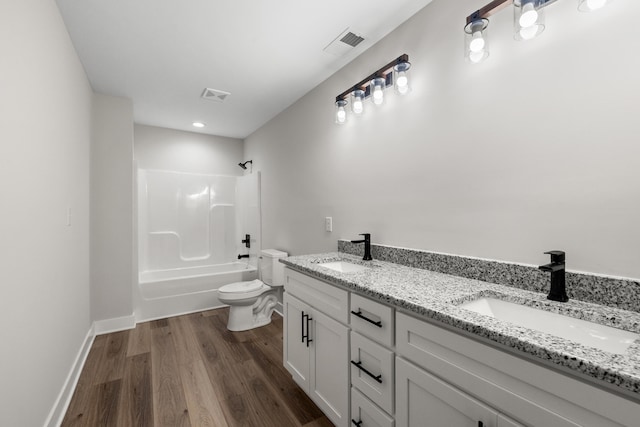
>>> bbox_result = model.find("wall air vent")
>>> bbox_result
[201,88,231,103]
[323,28,366,57]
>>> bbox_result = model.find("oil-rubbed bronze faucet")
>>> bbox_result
[538,250,568,302]
[351,233,372,261]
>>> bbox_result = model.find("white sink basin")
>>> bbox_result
[460,297,639,354]
[319,261,369,273]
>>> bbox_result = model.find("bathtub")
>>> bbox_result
[135,262,258,321]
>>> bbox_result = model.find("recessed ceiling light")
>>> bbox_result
[192,122,205,128]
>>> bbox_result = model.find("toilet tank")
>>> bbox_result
[260,249,288,287]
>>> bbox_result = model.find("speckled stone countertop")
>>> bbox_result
[280,252,640,397]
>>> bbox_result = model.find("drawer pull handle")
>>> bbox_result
[350,310,382,328]
[351,420,363,427]
[351,360,382,383]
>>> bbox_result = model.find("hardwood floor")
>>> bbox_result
[62,308,333,427]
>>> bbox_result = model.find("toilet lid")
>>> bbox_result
[219,279,264,294]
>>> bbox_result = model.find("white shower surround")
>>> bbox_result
[136,169,261,321]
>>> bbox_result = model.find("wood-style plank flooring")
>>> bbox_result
[62,308,333,427]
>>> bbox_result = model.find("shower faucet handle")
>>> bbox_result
[242,234,251,248]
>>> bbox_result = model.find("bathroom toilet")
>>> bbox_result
[217,249,288,331]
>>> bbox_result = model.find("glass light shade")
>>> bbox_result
[514,0,545,41]
[335,99,348,124]
[578,0,609,12]
[464,18,489,64]
[370,77,386,106]
[393,61,412,95]
[351,89,365,115]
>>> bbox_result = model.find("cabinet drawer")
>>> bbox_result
[284,268,349,324]
[351,387,394,427]
[350,293,394,347]
[351,331,394,414]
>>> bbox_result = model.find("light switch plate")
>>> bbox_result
[325,216,333,232]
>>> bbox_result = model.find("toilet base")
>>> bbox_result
[226,292,279,331]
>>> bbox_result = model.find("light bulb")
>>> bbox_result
[469,31,485,53]
[396,71,409,95]
[519,2,538,28]
[586,0,607,10]
[335,99,348,124]
[351,89,365,115]
[469,50,486,63]
[519,25,539,40]
[393,60,411,95]
[373,87,383,105]
[353,99,363,114]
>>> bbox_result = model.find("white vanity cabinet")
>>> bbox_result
[395,312,639,427]
[283,269,350,427]
[283,265,640,427]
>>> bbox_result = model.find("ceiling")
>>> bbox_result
[55,0,433,139]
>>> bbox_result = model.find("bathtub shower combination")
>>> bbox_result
[136,169,261,321]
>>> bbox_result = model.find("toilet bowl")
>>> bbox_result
[217,249,287,331]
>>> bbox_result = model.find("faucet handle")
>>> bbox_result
[544,250,565,263]
[359,233,370,238]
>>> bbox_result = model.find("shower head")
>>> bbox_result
[238,160,252,170]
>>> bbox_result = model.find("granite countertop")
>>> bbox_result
[280,252,640,397]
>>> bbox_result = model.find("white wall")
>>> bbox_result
[134,124,244,175]
[0,1,93,426]
[246,0,640,279]
[91,94,134,322]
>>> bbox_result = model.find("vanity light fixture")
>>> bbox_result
[578,0,610,12]
[351,89,366,115]
[335,99,348,125]
[465,0,612,63]
[514,0,546,41]
[370,77,387,106]
[334,54,410,124]
[393,59,412,95]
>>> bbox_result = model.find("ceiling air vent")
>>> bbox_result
[340,32,365,48]
[201,88,231,103]
[323,28,366,57]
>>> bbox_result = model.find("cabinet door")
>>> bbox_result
[310,308,350,427]
[396,357,498,427]
[283,292,311,392]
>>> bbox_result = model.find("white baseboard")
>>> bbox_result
[45,324,95,427]
[93,313,136,335]
[274,301,283,317]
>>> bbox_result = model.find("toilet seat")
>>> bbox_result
[218,279,270,301]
